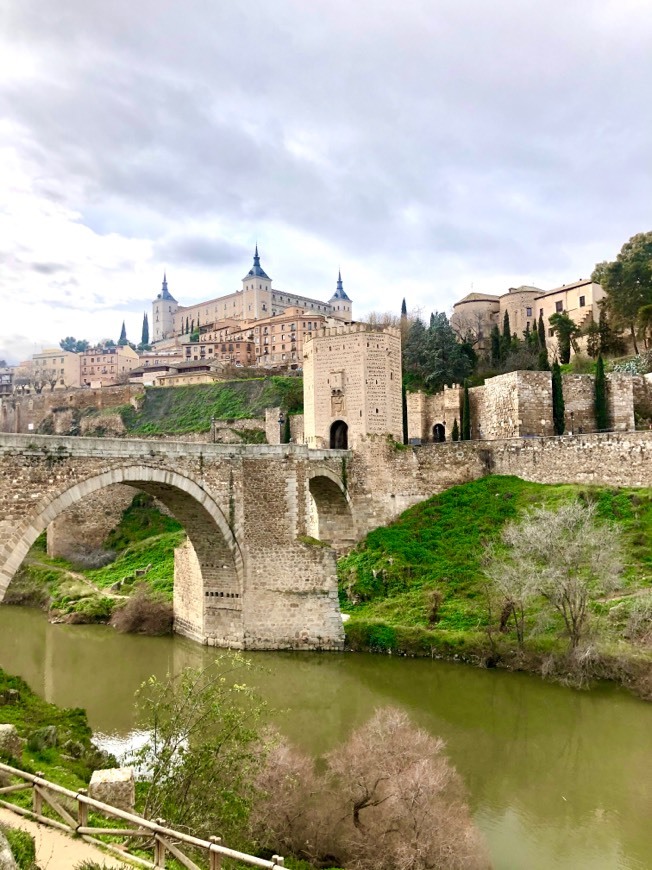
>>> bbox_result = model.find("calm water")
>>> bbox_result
[0,605,650,870]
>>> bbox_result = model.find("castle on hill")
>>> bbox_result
[152,247,353,362]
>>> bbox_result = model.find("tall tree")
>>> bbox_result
[597,306,613,355]
[585,319,600,358]
[551,361,565,435]
[424,312,473,392]
[141,312,150,346]
[636,304,652,350]
[59,337,89,353]
[451,418,459,442]
[400,298,407,318]
[594,354,609,432]
[490,324,501,366]
[462,383,471,440]
[549,312,580,365]
[118,321,128,346]
[537,311,546,349]
[592,231,652,355]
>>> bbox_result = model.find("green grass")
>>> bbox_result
[338,475,652,665]
[118,377,303,434]
[0,824,36,869]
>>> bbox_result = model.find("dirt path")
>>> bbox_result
[0,806,133,869]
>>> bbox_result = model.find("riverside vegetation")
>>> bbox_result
[0,658,489,870]
[338,475,652,697]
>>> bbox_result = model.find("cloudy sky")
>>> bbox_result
[1,0,650,363]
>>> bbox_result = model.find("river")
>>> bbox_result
[0,606,650,869]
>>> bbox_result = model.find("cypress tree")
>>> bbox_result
[185,316,189,334]
[283,414,292,444]
[490,324,501,366]
[598,307,612,355]
[537,311,546,349]
[118,321,127,346]
[552,361,565,435]
[503,310,511,341]
[538,348,550,371]
[462,383,471,440]
[401,298,407,318]
[429,312,435,330]
[141,312,149,346]
[594,354,609,432]
[451,418,459,442]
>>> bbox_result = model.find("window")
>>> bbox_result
[526,307,532,317]
[579,296,585,307]
[555,301,563,313]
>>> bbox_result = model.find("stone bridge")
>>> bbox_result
[2,431,652,649]
[0,435,359,650]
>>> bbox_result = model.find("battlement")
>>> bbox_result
[305,323,401,344]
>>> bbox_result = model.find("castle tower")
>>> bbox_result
[152,273,178,343]
[240,245,273,319]
[303,324,402,449]
[328,270,352,321]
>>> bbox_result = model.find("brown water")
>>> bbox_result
[0,605,650,870]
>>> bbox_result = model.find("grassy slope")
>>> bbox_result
[338,475,652,664]
[118,376,303,435]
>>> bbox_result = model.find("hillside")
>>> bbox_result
[119,376,303,435]
[338,476,652,693]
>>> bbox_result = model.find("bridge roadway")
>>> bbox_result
[1,430,652,648]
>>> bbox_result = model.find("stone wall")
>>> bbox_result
[46,483,137,560]
[407,370,635,442]
[0,385,141,434]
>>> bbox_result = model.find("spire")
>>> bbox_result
[157,272,176,302]
[331,269,351,301]
[244,245,270,280]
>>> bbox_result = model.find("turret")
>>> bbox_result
[329,270,352,321]
[152,273,179,343]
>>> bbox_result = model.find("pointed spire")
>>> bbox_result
[157,271,176,302]
[244,245,270,280]
[331,269,350,301]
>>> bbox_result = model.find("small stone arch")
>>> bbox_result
[306,466,355,553]
[330,420,348,450]
[0,465,244,646]
[433,423,446,443]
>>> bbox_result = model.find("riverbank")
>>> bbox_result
[338,475,652,698]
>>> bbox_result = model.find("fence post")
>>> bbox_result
[77,788,88,829]
[32,773,44,816]
[209,836,222,870]
[154,834,166,867]
[272,856,285,867]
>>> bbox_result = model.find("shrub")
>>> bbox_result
[0,825,36,869]
[110,584,173,635]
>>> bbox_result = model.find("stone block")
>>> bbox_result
[0,724,22,759]
[89,767,135,812]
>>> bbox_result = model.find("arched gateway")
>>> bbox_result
[0,437,348,651]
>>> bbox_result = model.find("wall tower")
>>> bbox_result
[152,274,179,343]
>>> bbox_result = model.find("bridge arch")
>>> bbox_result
[306,466,356,553]
[0,465,244,646]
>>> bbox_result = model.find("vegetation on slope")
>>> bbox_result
[338,476,652,693]
[119,376,303,435]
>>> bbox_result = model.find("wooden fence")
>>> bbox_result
[0,761,285,869]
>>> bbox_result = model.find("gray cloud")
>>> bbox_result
[0,0,650,352]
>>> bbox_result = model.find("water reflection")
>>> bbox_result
[0,606,650,870]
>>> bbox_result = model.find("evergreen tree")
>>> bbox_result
[549,312,580,365]
[462,383,471,440]
[185,316,190,334]
[118,321,128,346]
[552,361,565,435]
[429,312,435,329]
[538,348,550,371]
[537,311,546,349]
[400,298,407,318]
[585,319,600,358]
[451,418,459,442]
[141,313,150,346]
[598,306,612,355]
[490,324,501,366]
[283,414,292,444]
[594,354,609,432]
[503,310,511,341]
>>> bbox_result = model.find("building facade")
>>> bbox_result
[32,349,81,390]
[303,324,403,449]
[80,345,140,387]
[151,249,353,349]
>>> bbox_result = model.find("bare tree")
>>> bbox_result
[251,708,489,870]
[487,501,622,651]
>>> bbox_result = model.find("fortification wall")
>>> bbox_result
[0,385,141,434]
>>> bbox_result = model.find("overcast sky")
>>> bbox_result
[1,0,650,363]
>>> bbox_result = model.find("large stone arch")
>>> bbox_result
[306,466,356,553]
[0,465,244,647]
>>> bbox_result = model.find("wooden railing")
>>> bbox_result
[0,762,285,869]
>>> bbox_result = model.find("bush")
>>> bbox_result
[110,584,173,635]
[0,825,36,869]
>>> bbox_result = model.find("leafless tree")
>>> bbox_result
[450,309,489,348]
[486,501,623,651]
[251,708,489,870]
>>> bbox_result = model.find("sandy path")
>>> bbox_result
[0,806,133,869]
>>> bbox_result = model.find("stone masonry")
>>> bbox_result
[0,435,350,650]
